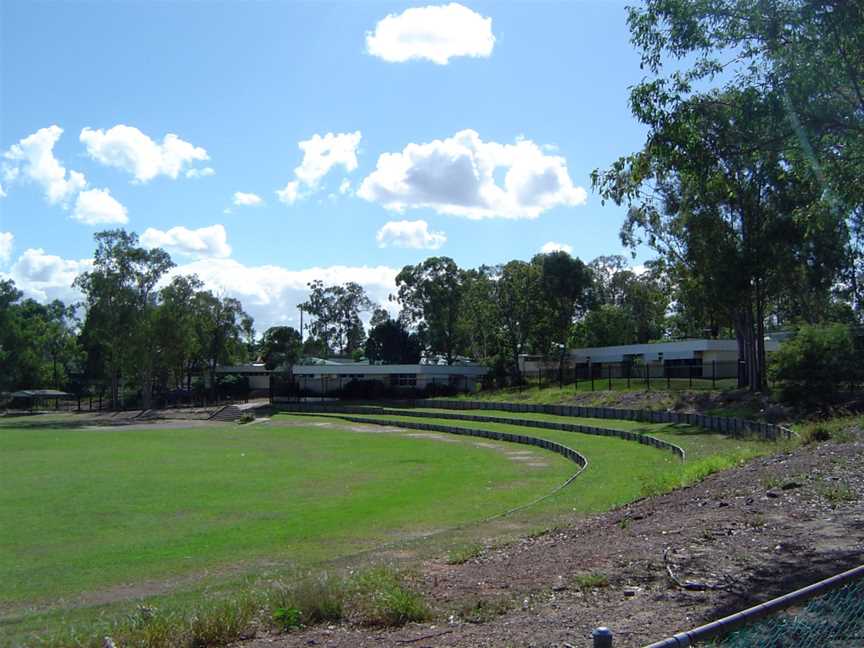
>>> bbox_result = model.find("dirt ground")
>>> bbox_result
[237,435,864,648]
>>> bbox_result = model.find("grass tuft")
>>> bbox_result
[446,544,484,565]
[350,567,430,627]
[572,572,609,590]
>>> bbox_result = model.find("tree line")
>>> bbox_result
[3,1,862,398]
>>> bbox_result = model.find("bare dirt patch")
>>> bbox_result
[236,437,864,648]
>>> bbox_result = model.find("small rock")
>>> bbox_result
[552,576,568,591]
[781,481,803,490]
[766,491,780,498]
[623,587,638,597]
[718,501,730,508]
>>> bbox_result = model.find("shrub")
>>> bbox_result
[770,324,858,405]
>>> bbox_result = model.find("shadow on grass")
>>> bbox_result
[0,413,131,431]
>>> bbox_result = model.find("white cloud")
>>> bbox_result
[167,258,399,331]
[0,232,13,264]
[276,131,362,204]
[1,243,399,332]
[276,180,300,205]
[140,224,231,259]
[80,125,209,182]
[186,167,215,179]
[233,191,264,207]
[366,3,495,64]
[1,248,92,302]
[2,125,87,205]
[540,241,573,254]
[72,188,129,225]
[358,129,587,219]
[376,219,446,249]
[0,183,6,198]
[339,179,352,195]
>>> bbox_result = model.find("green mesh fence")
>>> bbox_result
[708,578,864,647]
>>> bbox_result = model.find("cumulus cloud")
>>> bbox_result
[0,183,6,198]
[186,167,215,179]
[540,241,573,254]
[358,129,587,219]
[276,131,362,204]
[2,125,87,205]
[339,179,352,195]
[167,258,399,331]
[366,3,494,64]
[0,232,13,264]
[72,188,129,225]
[80,125,209,182]
[140,224,231,259]
[233,191,264,207]
[1,248,92,302]
[1,243,400,332]
[376,219,446,249]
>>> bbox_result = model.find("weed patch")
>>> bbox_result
[446,544,484,565]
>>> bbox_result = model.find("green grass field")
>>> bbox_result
[0,416,573,633]
[0,406,786,645]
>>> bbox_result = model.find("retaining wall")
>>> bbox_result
[410,399,792,441]
[275,403,685,460]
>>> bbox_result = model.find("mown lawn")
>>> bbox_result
[406,407,777,460]
[313,413,682,514]
[0,416,572,615]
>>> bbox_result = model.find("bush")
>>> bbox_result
[769,324,858,405]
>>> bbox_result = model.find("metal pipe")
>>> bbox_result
[642,564,864,648]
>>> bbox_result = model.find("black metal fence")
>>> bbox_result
[270,374,473,401]
[500,360,747,392]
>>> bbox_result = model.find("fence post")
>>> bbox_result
[712,360,717,389]
[626,362,630,389]
[590,360,594,391]
[689,363,693,389]
[666,362,671,389]
[538,368,542,389]
[608,364,612,391]
[574,365,578,392]
[646,363,650,390]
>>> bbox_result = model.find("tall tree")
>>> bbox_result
[74,230,174,408]
[260,326,302,370]
[395,257,465,364]
[365,319,422,364]
[192,292,251,399]
[594,88,846,390]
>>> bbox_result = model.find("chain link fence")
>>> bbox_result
[710,577,864,647]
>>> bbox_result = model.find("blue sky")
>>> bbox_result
[0,0,651,330]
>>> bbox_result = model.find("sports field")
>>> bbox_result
[0,415,573,604]
[0,408,781,644]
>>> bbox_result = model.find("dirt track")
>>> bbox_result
[238,435,864,648]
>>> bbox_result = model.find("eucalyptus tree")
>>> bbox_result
[74,230,174,408]
[395,257,465,364]
[594,88,846,389]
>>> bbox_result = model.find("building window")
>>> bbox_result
[391,374,417,387]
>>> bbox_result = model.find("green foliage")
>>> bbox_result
[396,256,465,364]
[457,597,513,623]
[446,543,484,565]
[572,572,609,590]
[769,324,858,403]
[365,319,422,364]
[0,280,82,392]
[349,567,430,627]
[260,326,302,370]
[301,280,374,356]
